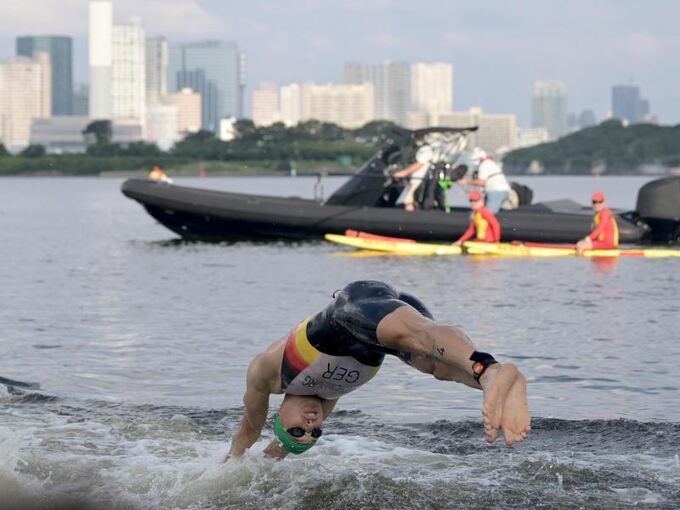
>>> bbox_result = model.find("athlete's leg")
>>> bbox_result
[378,306,530,445]
[399,352,529,445]
[376,305,482,387]
[397,352,465,382]
[500,375,530,445]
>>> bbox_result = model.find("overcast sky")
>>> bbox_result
[1,0,678,126]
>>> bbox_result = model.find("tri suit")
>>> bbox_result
[280,281,433,400]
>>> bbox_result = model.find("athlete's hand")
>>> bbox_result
[263,441,288,460]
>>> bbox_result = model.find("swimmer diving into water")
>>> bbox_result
[226,281,530,459]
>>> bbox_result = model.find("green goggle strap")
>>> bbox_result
[273,415,316,455]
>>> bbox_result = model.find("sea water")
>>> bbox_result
[1,176,678,509]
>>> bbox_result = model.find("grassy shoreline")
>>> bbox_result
[0,157,357,177]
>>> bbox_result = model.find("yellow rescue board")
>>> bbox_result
[463,241,680,258]
[324,234,463,255]
[464,242,573,257]
[325,234,680,258]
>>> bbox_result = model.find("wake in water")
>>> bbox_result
[1,379,679,510]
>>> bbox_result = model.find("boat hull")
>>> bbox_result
[122,179,646,243]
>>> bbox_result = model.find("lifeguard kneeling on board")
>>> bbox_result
[453,191,502,246]
[576,192,619,255]
[148,165,172,183]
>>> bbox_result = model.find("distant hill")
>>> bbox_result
[503,120,680,175]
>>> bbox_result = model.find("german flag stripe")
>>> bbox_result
[294,319,320,365]
[284,331,308,373]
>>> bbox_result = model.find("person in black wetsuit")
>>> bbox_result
[226,280,530,460]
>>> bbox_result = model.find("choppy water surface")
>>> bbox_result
[1,176,679,509]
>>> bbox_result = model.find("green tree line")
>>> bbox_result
[0,119,410,176]
[503,119,680,175]
[3,118,678,176]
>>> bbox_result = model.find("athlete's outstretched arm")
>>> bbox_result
[226,355,272,459]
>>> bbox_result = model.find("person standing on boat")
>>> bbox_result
[225,280,530,460]
[453,191,502,245]
[393,145,434,211]
[458,148,511,214]
[576,192,619,255]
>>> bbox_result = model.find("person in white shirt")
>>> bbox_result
[392,145,434,211]
[459,148,511,214]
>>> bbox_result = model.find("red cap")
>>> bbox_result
[591,191,605,202]
[469,191,483,201]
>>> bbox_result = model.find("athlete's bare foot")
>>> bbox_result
[500,375,530,446]
[479,363,520,443]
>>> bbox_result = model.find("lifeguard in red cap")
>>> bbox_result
[148,165,172,183]
[453,191,502,245]
[576,192,619,255]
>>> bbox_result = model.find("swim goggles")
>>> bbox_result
[273,415,321,455]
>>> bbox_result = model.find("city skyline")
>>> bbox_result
[0,1,677,126]
[16,36,73,115]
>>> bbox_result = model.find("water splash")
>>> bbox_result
[1,397,680,510]
[555,472,563,491]
[0,426,24,474]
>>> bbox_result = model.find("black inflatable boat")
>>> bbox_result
[121,130,680,244]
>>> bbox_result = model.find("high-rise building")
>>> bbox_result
[89,0,112,119]
[0,54,51,151]
[344,61,411,126]
[404,111,430,130]
[111,120,143,143]
[161,88,201,134]
[410,62,453,118]
[30,116,90,153]
[280,84,301,127]
[29,116,149,153]
[438,107,517,153]
[477,112,517,153]
[219,117,237,141]
[168,41,246,132]
[300,83,374,129]
[251,82,280,126]
[73,84,89,116]
[145,37,168,104]
[567,112,579,132]
[112,18,145,123]
[517,127,550,149]
[16,36,73,116]
[611,84,650,124]
[146,104,179,149]
[531,81,568,140]
[578,109,597,128]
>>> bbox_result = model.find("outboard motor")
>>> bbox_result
[636,176,680,243]
[510,182,534,206]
